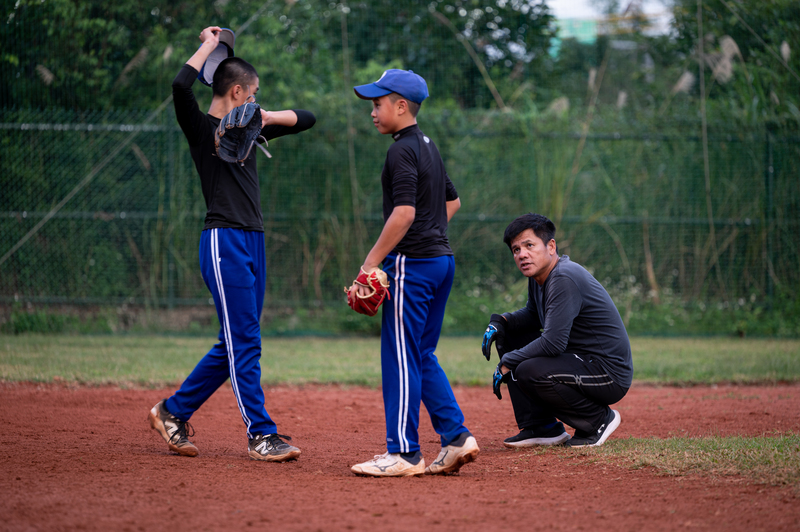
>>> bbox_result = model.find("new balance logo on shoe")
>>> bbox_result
[248,433,301,462]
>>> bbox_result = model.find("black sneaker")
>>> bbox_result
[565,409,621,448]
[148,400,199,457]
[503,422,571,448]
[248,433,301,462]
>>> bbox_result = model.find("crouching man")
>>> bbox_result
[483,213,632,448]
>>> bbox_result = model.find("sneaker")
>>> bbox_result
[503,422,571,448]
[565,409,621,448]
[248,433,301,462]
[148,400,199,457]
[351,451,425,477]
[425,432,480,475]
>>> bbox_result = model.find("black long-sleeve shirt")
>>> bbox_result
[172,64,316,231]
[501,255,633,387]
[382,124,459,258]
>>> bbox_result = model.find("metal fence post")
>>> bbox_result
[764,126,774,307]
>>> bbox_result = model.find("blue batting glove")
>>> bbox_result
[481,314,506,361]
[492,363,510,400]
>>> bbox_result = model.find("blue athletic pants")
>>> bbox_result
[165,228,276,438]
[381,252,469,453]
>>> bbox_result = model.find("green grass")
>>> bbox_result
[629,337,800,384]
[596,434,800,492]
[600,435,800,489]
[1,335,798,387]
[512,434,800,493]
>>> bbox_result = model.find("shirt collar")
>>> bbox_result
[392,123,419,141]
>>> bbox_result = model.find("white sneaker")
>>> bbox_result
[351,452,425,477]
[425,433,480,475]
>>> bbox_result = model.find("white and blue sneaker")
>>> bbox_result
[351,451,425,477]
[425,432,480,475]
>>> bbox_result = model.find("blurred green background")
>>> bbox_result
[1,0,798,337]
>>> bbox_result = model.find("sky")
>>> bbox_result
[546,0,673,34]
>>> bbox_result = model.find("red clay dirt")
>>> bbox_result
[1,382,798,531]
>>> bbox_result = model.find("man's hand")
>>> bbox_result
[492,363,510,400]
[481,314,507,361]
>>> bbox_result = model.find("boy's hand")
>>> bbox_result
[347,264,378,300]
[345,267,391,317]
[199,26,222,46]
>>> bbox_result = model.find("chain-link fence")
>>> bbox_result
[2,0,799,334]
[3,106,797,307]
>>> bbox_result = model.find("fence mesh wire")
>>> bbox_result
[1,1,799,332]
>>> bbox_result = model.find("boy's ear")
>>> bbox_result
[395,98,408,115]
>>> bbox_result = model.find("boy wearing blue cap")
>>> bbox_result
[347,70,479,477]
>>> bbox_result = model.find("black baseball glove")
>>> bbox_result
[481,314,507,361]
[214,96,272,165]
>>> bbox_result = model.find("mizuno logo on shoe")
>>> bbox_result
[597,423,606,434]
[434,450,449,466]
[376,461,398,472]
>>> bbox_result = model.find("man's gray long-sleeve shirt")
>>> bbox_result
[500,255,633,388]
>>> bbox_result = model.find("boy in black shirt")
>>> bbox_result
[347,70,478,477]
[147,26,316,462]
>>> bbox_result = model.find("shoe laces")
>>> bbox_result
[168,418,194,445]
[258,433,293,448]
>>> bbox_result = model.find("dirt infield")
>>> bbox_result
[1,382,798,531]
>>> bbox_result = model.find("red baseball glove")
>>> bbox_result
[345,268,391,317]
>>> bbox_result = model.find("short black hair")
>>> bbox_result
[503,213,557,250]
[388,92,421,117]
[212,57,258,97]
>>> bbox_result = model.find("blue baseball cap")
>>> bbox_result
[354,69,429,104]
[197,28,235,87]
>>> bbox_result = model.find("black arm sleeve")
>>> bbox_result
[172,64,210,147]
[260,110,317,141]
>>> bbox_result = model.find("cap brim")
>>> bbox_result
[197,39,235,87]
[353,83,393,100]
[218,28,235,49]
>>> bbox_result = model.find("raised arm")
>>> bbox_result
[185,27,221,72]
